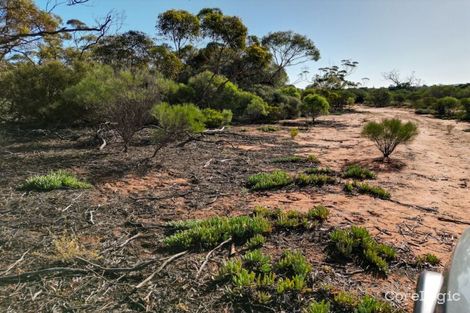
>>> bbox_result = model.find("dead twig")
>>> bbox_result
[196,238,232,279]
[136,250,188,289]
[62,193,83,212]
[1,249,30,275]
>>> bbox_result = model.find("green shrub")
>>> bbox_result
[202,108,232,128]
[258,125,280,132]
[361,118,418,160]
[305,167,334,175]
[353,182,391,199]
[275,250,311,277]
[275,211,308,229]
[244,97,269,121]
[333,291,359,309]
[356,295,394,313]
[20,170,92,191]
[151,102,206,157]
[275,275,306,294]
[246,234,266,250]
[460,98,470,120]
[304,300,331,313]
[271,155,318,163]
[343,181,354,193]
[368,89,392,107]
[434,96,459,116]
[343,165,376,180]
[295,174,335,187]
[290,127,299,139]
[329,226,395,273]
[301,94,330,123]
[307,205,330,222]
[247,170,293,191]
[416,253,440,266]
[164,215,272,250]
[0,61,87,125]
[242,249,272,274]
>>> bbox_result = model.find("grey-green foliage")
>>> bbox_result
[361,118,418,159]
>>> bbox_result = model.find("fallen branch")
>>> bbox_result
[0,253,183,285]
[196,238,232,279]
[136,250,188,288]
[390,199,438,213]
[438,216,470,225]
[1,249,29,275]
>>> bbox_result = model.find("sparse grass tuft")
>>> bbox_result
[343,164,376,179]
[416,253,440,266]
[51,234,99,262]
[20,170,92,191]
[164,215,272,250]
[329,226,396,273]
[247,170,293,191]
[258,125,280,132]
[295,173,335,187]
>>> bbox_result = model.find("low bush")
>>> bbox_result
[353,182,391,199]
[416,253,440,266]
[305,167,334,175]
[434,96,459,117]
[361,118,418,160]
[275,275,306,293]
[290,127,299,139]
[343,165,376,180]
[275,211,309,229]
[271,155,319,164]
[247,170,293,191]
[307,205,330,222]
[258,125,280,132]
[329,226,396,273]
[20,170,92,191]
[460,98,470,120]
[202,108,233,128]
[295,174,335,187]
[271,155,305,163]
[246,234,266,250]
[301,94,330,123]
[164,215,272,250]
[151,102,206,157]
[276,250,311,278]
[242,249,272,274]
[304,300,331,313]
[368,89,392,107]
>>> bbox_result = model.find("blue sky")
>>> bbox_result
[36,0,470,87]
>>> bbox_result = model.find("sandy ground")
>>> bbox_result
[245,106,470,261]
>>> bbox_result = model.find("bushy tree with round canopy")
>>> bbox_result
[156,9,200,55]
[301,94,329,124]
[262,31,320,84]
